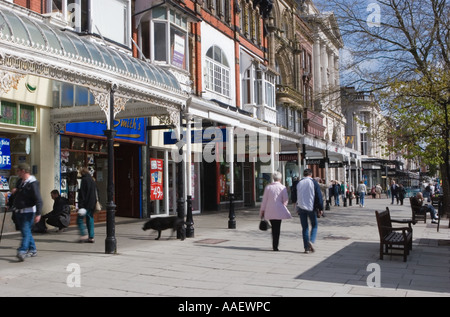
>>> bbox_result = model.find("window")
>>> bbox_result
[205,46,230,96]
[52,81,95,108]
[242,65,277,110]
[242,68,252,104]
[47,0,130,46]
[361,132,368,156]
[265,73,275,108]
[0,101,36,127]
[139,7,188,70]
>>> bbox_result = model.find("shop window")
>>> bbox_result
[60,136,107,206]
[71,138,85,150]
[218,162,243,202]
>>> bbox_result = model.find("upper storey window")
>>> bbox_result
[205,46,230,97]
[46,0,131,47]
[138,7,189,70]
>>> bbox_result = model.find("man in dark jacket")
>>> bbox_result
[34,190,70,232]
[77,167,98,243]
[13,163,43,261]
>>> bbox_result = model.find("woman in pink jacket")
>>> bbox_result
[260,172,292,251]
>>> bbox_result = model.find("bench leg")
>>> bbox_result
[380,244,384,260]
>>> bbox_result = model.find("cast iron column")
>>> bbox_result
[105,84,117,254]
[185,115,194,237]
[176,112,186,239]
[227,126,236,229]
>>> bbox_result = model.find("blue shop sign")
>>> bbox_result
[66,118,146,143]
[164,127,228,145]
[0,138,11,170]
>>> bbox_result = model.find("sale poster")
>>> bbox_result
[150,158,163,200]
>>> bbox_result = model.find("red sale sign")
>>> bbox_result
[150,158,163,200]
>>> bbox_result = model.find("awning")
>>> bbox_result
[0,4,187,126]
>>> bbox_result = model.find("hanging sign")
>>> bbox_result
[150,158,163,200]
[0,138,11,170]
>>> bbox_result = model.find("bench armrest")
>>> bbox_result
[391,218,413,224]
[381,225,412,233]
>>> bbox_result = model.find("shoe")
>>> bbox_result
[308,242,315,253]
[78,235,88,243]
[273,248,279,251]
[26,251,37,258]
[87,238,95,243]
[16,252,26,262]
[304,249,310,254]
[432,220,438,224]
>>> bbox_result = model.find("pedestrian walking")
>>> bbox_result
[296,169,323,254]
[77,167,98,243]
[260,171,292,251]
[390,180,399,204]
[398,184,406,205]
[12,163,43,261]
[357,180,367,207]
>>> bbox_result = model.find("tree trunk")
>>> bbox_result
[439,162,450,220]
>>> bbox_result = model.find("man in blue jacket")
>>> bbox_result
[296,169,324,253]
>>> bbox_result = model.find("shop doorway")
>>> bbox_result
[114,143,141,218]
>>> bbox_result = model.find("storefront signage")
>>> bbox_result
[163,128,228,145]
[150,158,163,200]
[279,154,298,161]
[0,138,11,170]
[65,118,146,143]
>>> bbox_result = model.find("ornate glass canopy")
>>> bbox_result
[0,8,181,91]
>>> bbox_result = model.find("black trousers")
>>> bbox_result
[270,220,281,250]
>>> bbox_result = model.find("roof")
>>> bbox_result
[0,6,182,93]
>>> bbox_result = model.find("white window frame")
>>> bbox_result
[46,0,131,47]
[205,46,230,97]
[138,7,189,70]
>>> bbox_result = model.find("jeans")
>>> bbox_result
[16,212,37,254]
[297,207,318,250]
[423,205,438,219]
[77,209,95,238]
[359,192,365,206]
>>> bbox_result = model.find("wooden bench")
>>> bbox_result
[409,196,426,224]
[431,196,442,231]
[375,208,413,262]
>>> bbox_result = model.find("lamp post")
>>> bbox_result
[104,84,117,254]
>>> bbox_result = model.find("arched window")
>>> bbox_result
[205,46,230,97]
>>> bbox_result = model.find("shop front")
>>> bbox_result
[63,118,146,219]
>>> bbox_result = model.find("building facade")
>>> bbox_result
[2,0,409,236]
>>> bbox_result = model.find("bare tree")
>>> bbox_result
[315,0,450,213]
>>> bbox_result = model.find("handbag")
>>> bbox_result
[95,191,102,212]
[259,219,271,231]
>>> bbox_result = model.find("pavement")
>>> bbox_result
[0,196,449,298]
